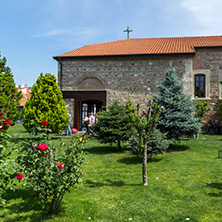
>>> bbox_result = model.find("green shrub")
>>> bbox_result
[0,112,16,204]
[93,100,133,150]
[155,68,201,140]
[23,73,69,133]
[16,122,87,213]
[0,53,22,124]
[127,129,170,160]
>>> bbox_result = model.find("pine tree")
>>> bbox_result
[93,100,133,150]
[0,53,22,124]
[23,73,69,133]
[155,68,201,140]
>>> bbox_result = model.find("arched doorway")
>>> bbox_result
[80,100,103,130]
[62,91,106,130]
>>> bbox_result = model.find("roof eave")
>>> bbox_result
[194,45,222,50]
[53,52,195,61]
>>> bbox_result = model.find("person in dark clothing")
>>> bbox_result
[208,118,216,134]
[84,113,91,136]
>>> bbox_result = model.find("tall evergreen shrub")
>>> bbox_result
[155,68,201,140]
[0,53,22,124]
[93,100,133,150]
[23,73,69,133]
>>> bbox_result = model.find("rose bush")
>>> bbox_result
[0,112,16,204]
[16,121,87,213]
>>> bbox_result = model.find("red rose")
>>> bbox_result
[0,112,3,115]
[41,120,48,126]
[5,119,11,125]
[16,173,23,180]
[57,162,64,170]
[38,143,48,152]
[46,151,50,155]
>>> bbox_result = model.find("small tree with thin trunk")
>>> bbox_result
[126,97,162,186]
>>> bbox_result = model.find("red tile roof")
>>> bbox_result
[19,93,31,107]
[56,36,222,58]
[17,87,31,107]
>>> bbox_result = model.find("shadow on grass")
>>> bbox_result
[167,144,190,153]
[1,188,65,222]
[9,135,68,144]
[206,182,222,197]
[84,145,121,155]
[117,155,163,165]
[85,179,139,187]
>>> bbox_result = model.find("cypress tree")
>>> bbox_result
[155,68,201,140]
[93,100,133,150]
[23,73,69,133]
[0,53,22,124]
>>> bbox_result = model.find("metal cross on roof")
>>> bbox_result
[124,26,133,39]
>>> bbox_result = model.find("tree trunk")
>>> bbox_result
[118,140,121,151]
[143,142,148,186]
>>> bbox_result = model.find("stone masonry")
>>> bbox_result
[56,48,222,129]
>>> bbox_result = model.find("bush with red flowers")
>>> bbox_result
[16,121,87,213]
[0,112,15,204]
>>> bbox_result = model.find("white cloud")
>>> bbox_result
[33,29,69,37]
[181,0,222,34]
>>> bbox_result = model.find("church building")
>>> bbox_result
[53,35,222,130]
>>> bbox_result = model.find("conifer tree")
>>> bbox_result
[93,100,133,150]
[0,53,22,124]
[23,73,69,133]
[155,68,201,140]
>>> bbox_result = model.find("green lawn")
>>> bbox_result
[1,125,222,221]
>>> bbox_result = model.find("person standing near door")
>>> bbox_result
[89,112,96,136]
[66,112,72,135]
[84,113,91,136]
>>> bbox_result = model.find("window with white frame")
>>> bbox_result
[193,70,210,99]
[195,74,205,98]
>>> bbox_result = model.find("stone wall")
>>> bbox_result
[59,49,222,129]
[193,48,222,123]
[60,56,190,107]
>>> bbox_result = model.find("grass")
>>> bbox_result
[1,125,222,221]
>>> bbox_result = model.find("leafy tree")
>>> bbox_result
[195,100,210,121]
[93,100,133,150]
[155,68,201,140]
[0,53,22,124]
[23,73,69,133]
[126,98,162,186]
[195,100,210,138]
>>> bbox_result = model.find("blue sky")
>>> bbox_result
[1,0,222,86]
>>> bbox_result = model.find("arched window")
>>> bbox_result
[195,74,205,98]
